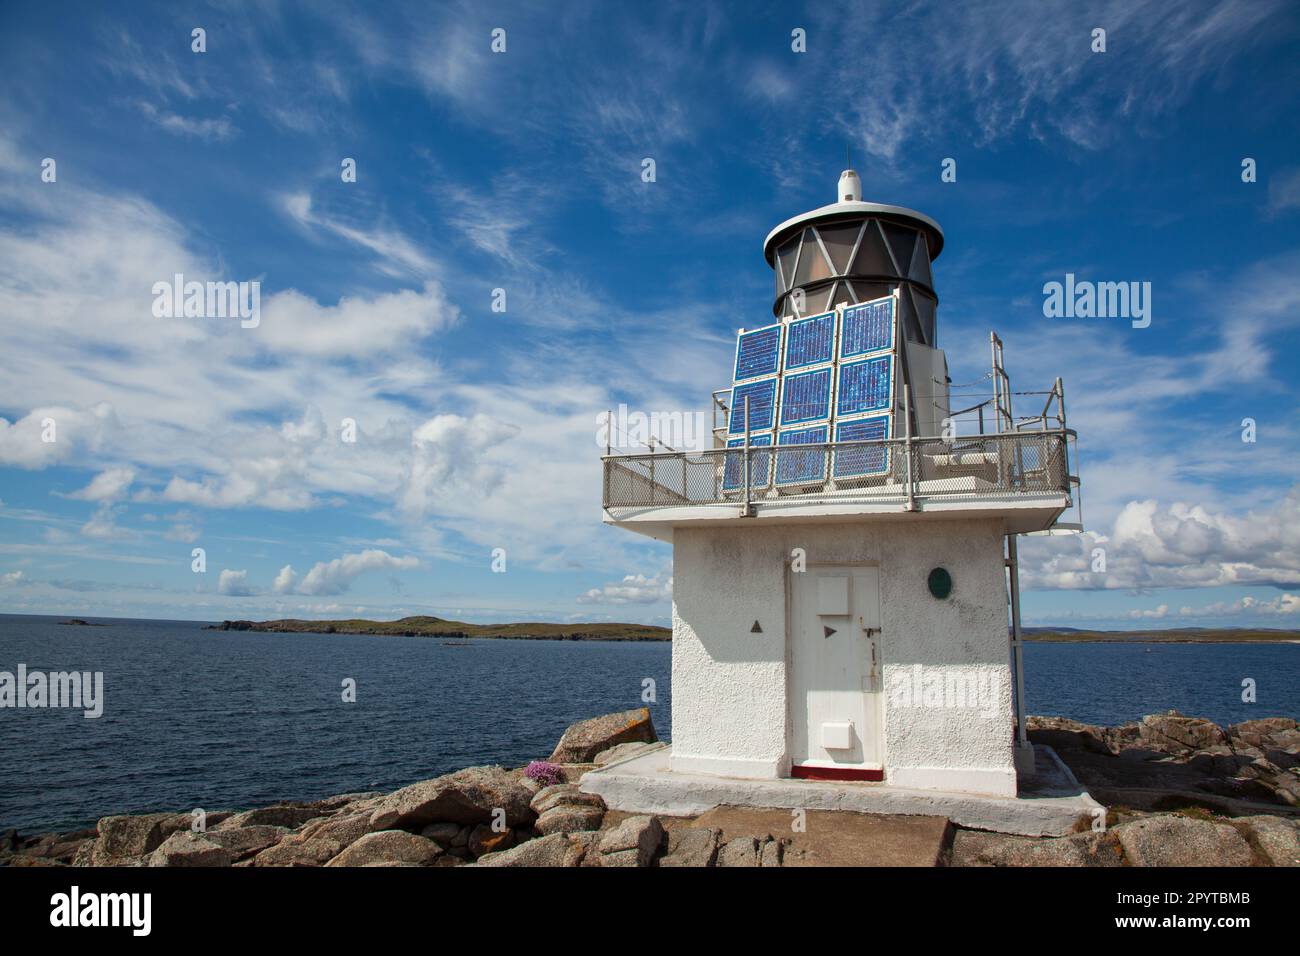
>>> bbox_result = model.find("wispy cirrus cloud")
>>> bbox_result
[136,101,237,141]
[801,0,1288,161]
[279,191,441,279]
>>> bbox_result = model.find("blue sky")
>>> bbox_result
[0,0,1298,628]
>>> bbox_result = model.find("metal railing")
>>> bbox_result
[602,430,1072,511]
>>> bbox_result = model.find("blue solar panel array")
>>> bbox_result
[722,294,899,491]
[840,298,894,359]
[733,324,782,381]
[776,425,829,486]
[834,416,891,479]
[728,378,777,434]
[722,434,773,491]
[837,355,893,418]
[779,367,832,426]
[783,311,835,370]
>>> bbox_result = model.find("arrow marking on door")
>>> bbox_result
[823,625,836,638]
[751,620,763,633]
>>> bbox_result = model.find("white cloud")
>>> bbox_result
[578,571,673,606]
[1020,487,1300,591]
[136,101,237,141]
[1129,604,1169,620]
[0,404,121,469]
[805,0,1286,161]
[279,191,440,278]
[278,549,419,596]
[67,467,136,502]
[398,414,520,518]
[257,282,458,358]
[218,568,256,596]
[1,570,26,586]
[272,564,297,594]
[1180,592,1300,618]
[162,522,200,544]
[80,504,131,540]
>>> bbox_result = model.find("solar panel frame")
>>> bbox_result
[839,295,895,360]
[721,433,773,492]
[835,354,894,419]
[782,310,836,371]
[732,323,783,382]
[774,425,830,487]
[833,415,892,479]
[778,366,833,428]
[727,377,778,435]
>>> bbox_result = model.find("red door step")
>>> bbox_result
[791,765,884,782]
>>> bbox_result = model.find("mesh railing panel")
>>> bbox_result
[602,431,1069,509]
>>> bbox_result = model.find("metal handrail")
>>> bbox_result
[602,430,1072,510]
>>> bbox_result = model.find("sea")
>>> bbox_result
[1,613,1296,834]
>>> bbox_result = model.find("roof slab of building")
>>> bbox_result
[603,494,1070,543]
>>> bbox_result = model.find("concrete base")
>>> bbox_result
[580,742,1101,837]
[644,806,954,866]
[1014,740,1037,777]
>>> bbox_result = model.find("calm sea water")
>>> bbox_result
[0,614,1296,834]
[1021,640,1299,728]
[0,615,671,834]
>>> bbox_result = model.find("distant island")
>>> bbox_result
[203,618,1298,645]
[1022,627,1300,644]
[207,615,670,642]
[57,618,110,627]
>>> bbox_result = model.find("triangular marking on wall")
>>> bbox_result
[823,625,837,638]
[750,620,763,633]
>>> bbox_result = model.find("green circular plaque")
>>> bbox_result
[927,567,952,599]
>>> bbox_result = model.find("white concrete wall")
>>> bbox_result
[669,518,1016,795]
[670,529,789,778]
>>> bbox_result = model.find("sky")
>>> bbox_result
[0,0,1298,629]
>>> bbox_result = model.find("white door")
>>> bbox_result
[788,565,883,773]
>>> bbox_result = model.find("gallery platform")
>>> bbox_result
[579,742,1102,837]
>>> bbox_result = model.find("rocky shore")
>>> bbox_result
[955,712,1300,867]
[3,709,1297,868]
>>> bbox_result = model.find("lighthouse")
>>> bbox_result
[596,171,1080,801]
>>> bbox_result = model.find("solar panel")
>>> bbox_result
[775,425,829,486]
[779,367,832,427]
[728,378,777,434]
[833,416,891,479]
[840,297,894,359]
[733,324,782,381]
[836,355,893,418]
[783,311,835,370]
[722,434,773,491]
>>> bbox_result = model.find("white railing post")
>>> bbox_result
[903,383,915,511]
[742,396,752,516]
[603,407,612,508]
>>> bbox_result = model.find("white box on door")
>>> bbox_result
[816,576,849,615]
[821,721,855,750]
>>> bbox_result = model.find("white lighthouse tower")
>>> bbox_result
[595,172,1080,803]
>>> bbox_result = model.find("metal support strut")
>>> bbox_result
[1007,533,1028,750]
